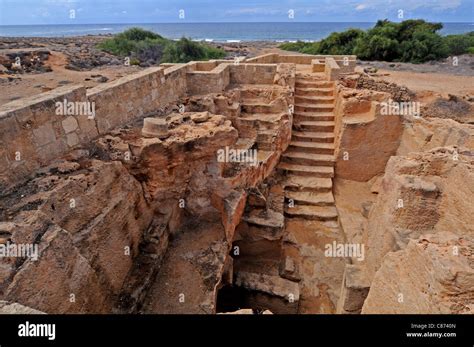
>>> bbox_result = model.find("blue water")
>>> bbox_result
[0,22,472,41]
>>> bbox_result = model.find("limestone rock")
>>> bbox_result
[0,301,44,314]
[0,160,153,313]
[364,147,474,281]
[335,89,404,182]
[235,271,300,302]
[397,117,474,156]
[362,232,474,314]
[142,117,169,138]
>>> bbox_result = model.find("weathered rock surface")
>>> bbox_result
[362,232,473,314]
[397,117,474,156]
[0,300,44,314]
[334,87,404,182]
[0,160,153,313]
[364,147,473,281]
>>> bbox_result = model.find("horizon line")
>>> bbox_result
[1,20,473,27]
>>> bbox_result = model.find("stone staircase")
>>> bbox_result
[277,74,346,313]
[279,76,337,222]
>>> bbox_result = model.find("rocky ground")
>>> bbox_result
[1,35,473,107]
[359,54,474,77]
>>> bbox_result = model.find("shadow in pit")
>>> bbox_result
[216,285,298,314]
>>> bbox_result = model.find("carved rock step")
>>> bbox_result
[296,80,334,88]
[283,176,333,192]
[257,129,278,150]
[243,208,285,229]
[294,121,335,132]
[282,151,335,166]
[284,204,338,221]
[241,103,284,114]
[234,270,300,302]
[293,112,334,122]
[289,141,334,155]
[284,218,341,238]
[240,112,286,122]
[285,190,334,206]
[257,129,276,143]
[295,87,334,97]
[236,113,285,130]
[277,162,334,177]
[295,104,334,113]
[292,131,334,143]
[295,96,335,105]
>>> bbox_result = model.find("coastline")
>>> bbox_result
[0,34,473,106]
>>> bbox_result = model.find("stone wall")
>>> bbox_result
[186,63,230,95]
[325,57,341,81]
[88,66,187,133]
[245,53,278,64]
[0,85,88,190]
[229,64,277,85]
[0,65,188,191]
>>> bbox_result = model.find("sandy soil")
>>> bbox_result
[372,69,474,98]
[0,51,142,105]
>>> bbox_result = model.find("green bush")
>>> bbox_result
[317,29,364,55]
[443,32,474,55]
[98,28,226,64]
[399,30,449,63]
[161,38,225,63]
[119,27,162,41]
[279,19,473,63]
[278,41,310,52]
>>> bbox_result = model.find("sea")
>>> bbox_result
[0,22,472,42]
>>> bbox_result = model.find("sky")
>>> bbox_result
[0,0,472,25]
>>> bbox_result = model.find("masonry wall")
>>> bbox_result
[229,64,277,84]
[0,85,88,189]
[89,66,187,133]
[245,53,278,64]
[277,55,315,64]
[0,65,188,190]
[186,63,230,95]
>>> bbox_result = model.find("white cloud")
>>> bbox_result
[353,0,462,12]
[224,7,285,16]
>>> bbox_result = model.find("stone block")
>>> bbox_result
[142,117,169,139]
[32,122,55,147]
[66,132,80,147]
[62,116,78,134]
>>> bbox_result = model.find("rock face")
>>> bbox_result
[0,301,44,314]
[334,87,404,182]
[0,160,153,313]
[363,147,473,280]
[362,232,474,314]
[397,117,474,156]
[341,74,415,101]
